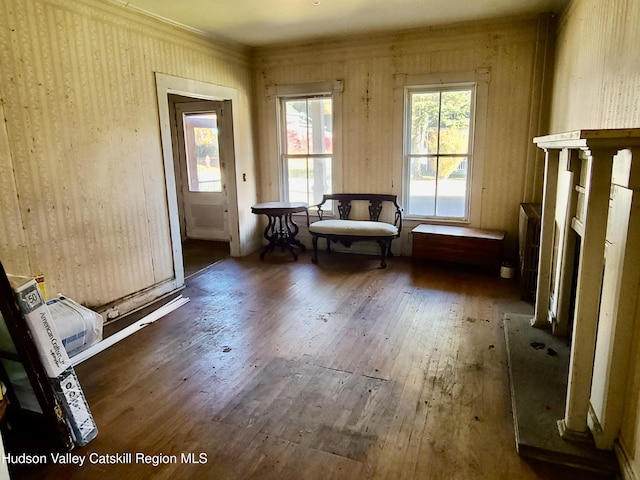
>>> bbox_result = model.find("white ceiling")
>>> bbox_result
[111,0,568,47]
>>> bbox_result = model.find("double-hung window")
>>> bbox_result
[278,93,333,205]
[404,84,476,220]
[270,81,342,207]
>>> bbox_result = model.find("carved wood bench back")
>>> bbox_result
[313,194,402,231]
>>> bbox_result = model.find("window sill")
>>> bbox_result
[404,216,470,226]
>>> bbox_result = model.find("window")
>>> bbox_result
[182,112,222,193]
[279,95,333,205]
[269,81,342,207]
[404,84,476,220]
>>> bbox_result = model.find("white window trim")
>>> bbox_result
[266,80,343,205]
[393,69,489,226]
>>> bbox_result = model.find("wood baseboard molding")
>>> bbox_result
[98,278,183,321]
[616,440,638,480]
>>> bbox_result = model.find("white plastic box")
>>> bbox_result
[46,296,103,358]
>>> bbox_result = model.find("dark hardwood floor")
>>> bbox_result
[10,252,612,479]
[182,239,230,278]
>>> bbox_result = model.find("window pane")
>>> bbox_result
[284,97,332,156]
[439,90,471,154]
[183,112,221,192]
[287,157,309,203]
[408,157,436,216]
[436,157,468,217]
[308,98,332,155]
[287,156,332,205]
[284,100,309,155]
[410,92,440,155]
[408,156,468,218]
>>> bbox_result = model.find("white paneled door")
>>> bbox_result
[175,101,230,241]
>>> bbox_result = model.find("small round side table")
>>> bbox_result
[251,202,308,260]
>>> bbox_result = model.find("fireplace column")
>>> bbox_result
[589,148,640,449]
[531,147,560,327]
[558,148,614,440]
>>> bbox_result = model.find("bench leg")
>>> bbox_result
[378,240,388,268]
[312,235,319,264]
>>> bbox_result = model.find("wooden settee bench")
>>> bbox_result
[307,194,403,268]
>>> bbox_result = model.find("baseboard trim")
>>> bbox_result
[616,440,638,480]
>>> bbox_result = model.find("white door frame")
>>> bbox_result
[155,73,241,287]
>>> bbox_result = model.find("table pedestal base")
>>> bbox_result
[259,213,306,260]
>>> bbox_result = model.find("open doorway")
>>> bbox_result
[180,239,229,278]
[155,73,241,287]
[169,95,231,277]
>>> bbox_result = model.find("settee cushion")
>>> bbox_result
[309,219,398,237]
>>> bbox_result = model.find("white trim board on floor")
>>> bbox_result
[71,295,190,366]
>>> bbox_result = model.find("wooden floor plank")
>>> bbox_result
[7,253,613,480]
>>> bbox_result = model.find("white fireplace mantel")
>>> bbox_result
[532,129,640,449]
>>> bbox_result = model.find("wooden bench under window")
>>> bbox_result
[411,224,505,274]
